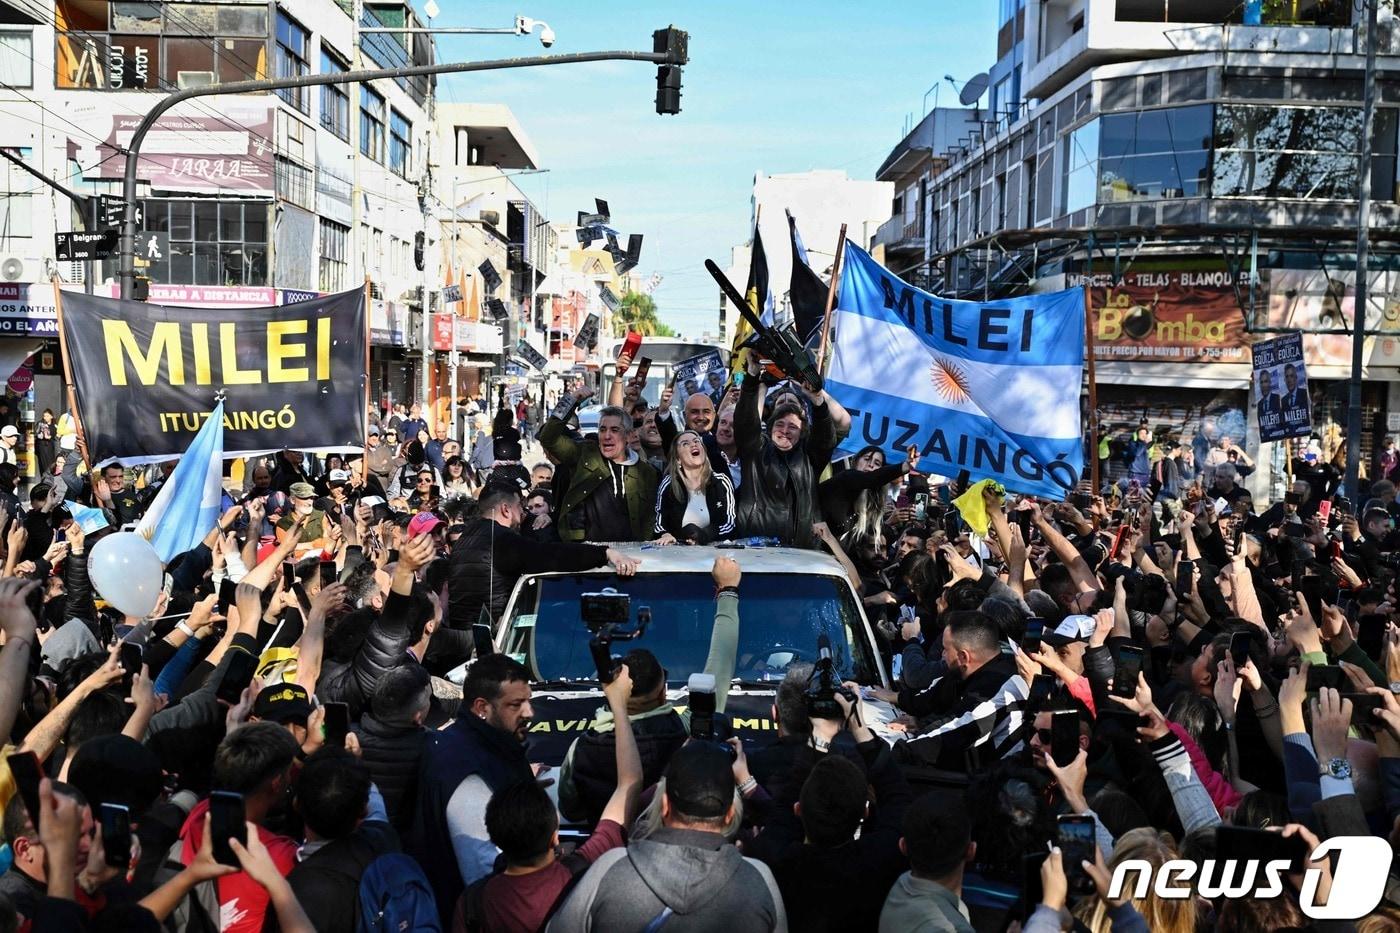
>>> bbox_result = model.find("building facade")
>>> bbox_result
[880,0,1400,497]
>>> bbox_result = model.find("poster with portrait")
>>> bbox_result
[1251,331,1311,443]
[671,350,726,409]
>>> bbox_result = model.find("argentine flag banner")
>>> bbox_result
[829,244,1085,499]
[136,400,226,562]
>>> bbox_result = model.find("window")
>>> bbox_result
[360,87,386,162]
[1213,105,1364,201]
[389,110,411,177]
[320,46,350,140]
[1024,157,1038,224]
[1062,120,1100,214]
[0,33,33,87]
[139,199,268,286]
[275,156,313,210]
[274,11,309,113]
[996,173,1007,229]
[319,218,348,292]
[0,147,33,238]
[1097,104,1213,202]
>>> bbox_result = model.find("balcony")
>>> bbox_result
[872,215,927,260]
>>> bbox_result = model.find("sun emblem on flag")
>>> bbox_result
[930,357,971,404]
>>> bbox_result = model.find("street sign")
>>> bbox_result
[54,230,118,261]
[132,231,169,268]
[443,283,462,303]
[98,195,143,227]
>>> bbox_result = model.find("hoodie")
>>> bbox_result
[546,828,787,933]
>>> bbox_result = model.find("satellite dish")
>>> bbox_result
[959,72,990,107]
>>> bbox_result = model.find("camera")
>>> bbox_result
[582,589,631,630]
[583,589,652,684]
[805,634,856,721]
[688,672,737,759]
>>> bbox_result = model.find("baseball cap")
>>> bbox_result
[253,682,313,725]
[328,469,350,484]
[663,742,735,820]
[289,482,316,500]
[1042,614,1097,648]
[408,512,444,537]
[368,424,380,436]
[1,426,18,439]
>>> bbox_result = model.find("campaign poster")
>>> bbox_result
[1252,331,1311,443]
[671,349,726,408]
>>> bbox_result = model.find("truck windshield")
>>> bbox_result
[501,572,880,686]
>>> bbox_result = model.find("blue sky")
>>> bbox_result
[438,3,997,337]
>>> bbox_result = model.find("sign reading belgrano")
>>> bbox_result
[828,244,1085,498]
[58,287,368,467]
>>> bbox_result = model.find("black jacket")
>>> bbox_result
[269,821,399,933]
[560,707,688,824]
[317,590,416,720]
[352,714,427,836]
[447,518,608,628]
[734,378,837,549]
[653,470,737,543]
[818,463,905,538]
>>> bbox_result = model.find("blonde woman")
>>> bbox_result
[1072,828,1194,933]
[654,430,736,545]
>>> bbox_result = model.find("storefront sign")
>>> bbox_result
[280,290,320,305]
[0,284,60,336]
[137,285,277,308]
[370,301,406,347]
[58,287,368,465]
[70,99,276,196]
[7,365,33,394]
[431,314,454,352]
[1070,270,1252,363]
[1251,332,1311,443]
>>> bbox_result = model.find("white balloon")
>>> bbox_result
[88,532,164,618]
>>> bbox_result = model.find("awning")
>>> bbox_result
[1092,362,1251,391]
[0,341,45,384]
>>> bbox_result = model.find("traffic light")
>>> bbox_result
[653,26,687,115]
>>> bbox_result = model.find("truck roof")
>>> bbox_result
[534,543,851,578]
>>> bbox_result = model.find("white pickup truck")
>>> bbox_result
[492,542,892,766]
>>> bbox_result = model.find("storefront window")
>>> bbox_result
[1213,105,1363,200]
[1098,104,1213,201]
[140,199,270,286]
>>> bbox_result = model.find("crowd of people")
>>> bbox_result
[0,348,1395,932]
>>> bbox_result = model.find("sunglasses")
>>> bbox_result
[1034,728,1055,745]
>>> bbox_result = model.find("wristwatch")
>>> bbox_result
[1320,757,1353,780]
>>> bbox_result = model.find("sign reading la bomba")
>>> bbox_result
[59,288,368,465]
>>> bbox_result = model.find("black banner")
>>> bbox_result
[59,288,367,466]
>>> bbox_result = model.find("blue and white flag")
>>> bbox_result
[829,244,1085,499]
[64,501,109,536]
[136,401,225,562]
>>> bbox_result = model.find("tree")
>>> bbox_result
[612,290,676,337]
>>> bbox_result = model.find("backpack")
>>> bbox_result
[458,849,590,933]
[155,837,221,933]
[357,852,443,933]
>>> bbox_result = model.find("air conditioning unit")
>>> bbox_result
[0,257,45,283]
[177,71,215,89]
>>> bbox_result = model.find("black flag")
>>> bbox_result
[787,211,826,347]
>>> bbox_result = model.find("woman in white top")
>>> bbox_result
[441,455,475,501]
[654,430,736,545]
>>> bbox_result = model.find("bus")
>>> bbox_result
[576,337,729,431]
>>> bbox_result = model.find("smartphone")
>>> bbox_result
[1051,708,1081,768]
[688,673,718,742]
[1359,613,1387,661]
[635,356,653,384]
[1057,815,1097,896]
[319,560,337,589]
[99,803,131,869]
[1345,692,1385,729]
[1334,496,1353,516]
[1175,558,1194,596]
[1232,522,1245,554]
[119,641,143,679]
[1299,576,1338,622]
[322,701,349,748]
[387,548,400,565]
[1285,491,1302,506]
[1306,664,1346,692]
[208,790,246,868]
[1021,851,1048,922]
[215,649,258,705]
[1229,631,1252,667]
[1109,526,1129,561]
[7,751,42,831]
[1021,619,1045,655]
[1111,645,1144,699]
[217,577,237,615]
[471,622,494,658]
[281,560,295,592]
[1282,522,1307,538]
[620,330,643,362]
[1013,508,1032,542]
[1317,499,1333,526]
[1215,825,1308,874]
[913,493,928,523]
[1028,673,1056,711]
[1071,492,1092,510]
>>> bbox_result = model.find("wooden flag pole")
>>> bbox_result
[817,223,848,373]
[51,276,90,472]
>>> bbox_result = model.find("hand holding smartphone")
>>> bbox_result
[322,701,349,748]
[208,791,246,867]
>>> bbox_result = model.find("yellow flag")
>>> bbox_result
[952,479,1004,537]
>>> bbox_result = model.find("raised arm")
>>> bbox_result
[704,557,743,712]
[598,664,643,827]
[0,579,39,743]
[294,582,347,691]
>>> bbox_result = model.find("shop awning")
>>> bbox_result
[1092,362,1252,391]
[0,341,44,384]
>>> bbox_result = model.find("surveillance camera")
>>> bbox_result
[539,25,555,47]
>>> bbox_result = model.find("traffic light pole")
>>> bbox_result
[118,42,687,300]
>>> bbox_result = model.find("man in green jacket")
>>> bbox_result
[539,386,658,543]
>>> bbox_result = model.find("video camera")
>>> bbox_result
[704,259,823,394]
[805,633,856,721]
[582,588,653,684]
